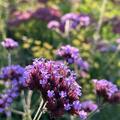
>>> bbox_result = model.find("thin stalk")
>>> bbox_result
[93,0,108,41]
[10,108,24,116]
[8,52,11,65]
[33,98,44,120]
[65,20,71,43]
[85,103,107,120]
[36,102,47,120]
[21,91,32,120]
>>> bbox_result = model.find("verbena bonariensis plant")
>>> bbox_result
[23,58,120,120]
[93,79,120,104]
[0,57,120,120]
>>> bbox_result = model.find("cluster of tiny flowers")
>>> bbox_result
[1,38,18,50]
[0,65,25,114]
[56,45,89,71]
[8,7,61,27]
[32,7,61,22]
[24,58,85,117]
[47,13,90,32]
[81,100,98,113]
[93,79,120,103]
[8,11,32,26]
[73,100,98,120]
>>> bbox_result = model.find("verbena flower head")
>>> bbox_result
[47,20,60,29]
[0,65,25,115]
[109,90,120,103]
[32,7,61,22]
[81,100,98,112]
[56,45,89,70]
[8,10,33,26]
[56,45,79,64]
[1,38,18,50]
[93,79,118,102]
[0,65,25,86]
[61,13,90,28]
[48,13,90,33]
[24,58,82,117]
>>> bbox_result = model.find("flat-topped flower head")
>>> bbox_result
[24,58,82,117]
[93,79,118,102]
[1,38,18,50]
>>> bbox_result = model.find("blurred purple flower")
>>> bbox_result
[8,11,32,26]
[56,45,89,71]
[116,38,120,44]
[0,65,25,115]
[79,110,88,120]
[32,7,61,22]
[1,38,18,50]
[38,0,48,3]
[93,79,119,102]
[81,100,98,112]
[48,13,90,32]
[47,20,60,29]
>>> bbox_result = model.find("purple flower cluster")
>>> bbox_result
[38,0,48,3]
[72,100,98,120]
[24,58,83,117]
[61,13,90,27]
[93,79,120,103]
[32,7,61,22]
[81,100,98,113]
[1,38,18,50]
[56,45,89,70]
[8,11,32,26]
[47,13,90,32]
[8,7,61,27]
[0,65,25,114]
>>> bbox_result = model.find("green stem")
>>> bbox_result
[93,0,108,41]
[10,108,24,116]
[21,91,32,120]
[8,52,11,65]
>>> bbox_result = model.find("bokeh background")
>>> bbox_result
[0,0,120,120]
